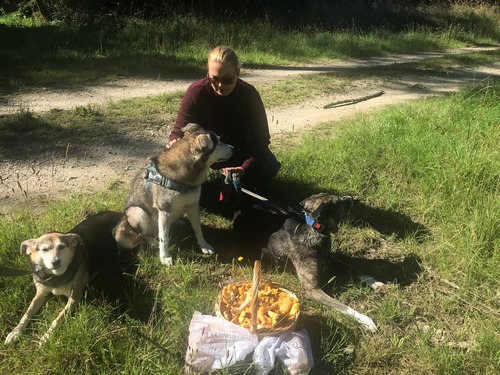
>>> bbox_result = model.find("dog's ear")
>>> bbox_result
[181,123,202,135]
[194,133,214,151]
[62,233,83,248]
[299,197,307,208]
[299,195,324,218]
[309,203,324,219]
[113,217,143,250]
[20,239,37,255]
[300,193,328,210]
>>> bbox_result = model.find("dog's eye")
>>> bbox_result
[41,246,51,252]
[56,243,66,250]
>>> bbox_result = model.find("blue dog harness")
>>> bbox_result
[143,165,195,195]
[303,211,325,233]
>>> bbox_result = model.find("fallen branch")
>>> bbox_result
[323,90,385,109]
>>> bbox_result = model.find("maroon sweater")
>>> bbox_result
[170,77,271,169]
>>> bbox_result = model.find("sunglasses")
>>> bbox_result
[207,74,236,86]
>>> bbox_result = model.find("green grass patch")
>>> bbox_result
[1,81,498,374]
[1,2,499,92]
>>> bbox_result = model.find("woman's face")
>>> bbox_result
[207,60,239,97]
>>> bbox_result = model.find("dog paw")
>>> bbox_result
[347,308,377,332]
[357,314,377,332]
[38,333,50,347]
[161,256,173,266]
[357,275,386,291]
[4,330,20,344]
[200,244,215,255]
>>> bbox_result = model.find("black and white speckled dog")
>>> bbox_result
[262,193,377,332]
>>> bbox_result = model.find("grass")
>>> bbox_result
[0,2,499,373]
[1,2,499,92]
[1,74,499,374]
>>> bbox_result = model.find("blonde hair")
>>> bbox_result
[208,46,241,70]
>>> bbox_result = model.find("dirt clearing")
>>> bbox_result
[0,47,499,214]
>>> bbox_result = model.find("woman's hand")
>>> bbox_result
[165,138,179,148]
[222,167,245,179]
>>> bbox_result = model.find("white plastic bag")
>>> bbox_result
[185,311,259,374]
[253,330,314,375]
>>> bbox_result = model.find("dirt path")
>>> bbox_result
[1,47,499,213]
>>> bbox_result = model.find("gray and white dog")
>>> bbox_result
[262,193,377,332]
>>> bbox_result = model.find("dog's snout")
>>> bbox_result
[225,143,235,155]
[51,259,61,268]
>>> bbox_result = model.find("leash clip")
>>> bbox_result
[144,167,163,185]
[231,173,242,193]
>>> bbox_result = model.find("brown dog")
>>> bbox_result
[5,211,141,345]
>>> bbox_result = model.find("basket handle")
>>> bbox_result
[251,260,261,334]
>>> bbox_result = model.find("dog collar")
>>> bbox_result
[303,212,326,233]
[301,202,326,233]
[143,165,195,193]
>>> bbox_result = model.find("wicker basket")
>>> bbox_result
[215,260,299,339]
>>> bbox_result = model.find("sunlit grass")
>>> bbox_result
[0,80,498,374]
[1,2,498,91]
